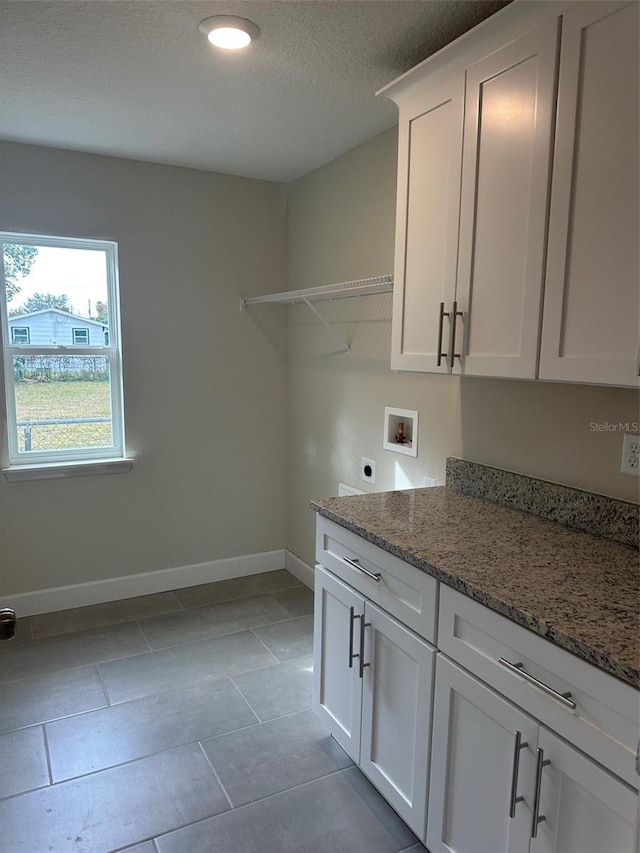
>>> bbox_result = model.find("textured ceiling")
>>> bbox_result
[0,1,510,182]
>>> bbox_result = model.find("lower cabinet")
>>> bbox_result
[313,564,436,839]
[427,657,637,853]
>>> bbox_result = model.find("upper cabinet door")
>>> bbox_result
[539,2,640,387]
[455,19,560,379]
[390,75,464,372]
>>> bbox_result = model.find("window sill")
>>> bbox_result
[2,457,135,482]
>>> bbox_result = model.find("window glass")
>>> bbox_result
[11,327,30,344]
[72,328,90,345]
[12,356,113,452]
[1,234,125,467]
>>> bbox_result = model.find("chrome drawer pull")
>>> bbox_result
[342,555,381,583]
[436,301,450,367]
[509,730,528,818]
[450,300,464,364]
[359,615,371,679]
[348,606,361,669]
[499,658,577,710]
[531,747,550,838]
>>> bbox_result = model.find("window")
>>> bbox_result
[1,232,127,472]
[72,328,90,345]
[11,327,30,344]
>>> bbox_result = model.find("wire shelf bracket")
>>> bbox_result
[240,275,393,355]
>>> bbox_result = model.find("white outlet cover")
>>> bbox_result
[361,457,376,484]
[621,433,640,477]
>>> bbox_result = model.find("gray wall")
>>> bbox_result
[286,128,640,567]
[0,142,288,596]
[1,133,638,597]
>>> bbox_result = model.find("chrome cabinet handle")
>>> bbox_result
[499,658,576,710]
[531,748,550,838]
[348,606,361,669]
[342,556,381,583]
[436,301,450,367]
[450,300,464,364]
[509,730,528,818]
[358,615,371,679]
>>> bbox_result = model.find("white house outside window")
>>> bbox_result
[72,328,90,345]
[0,232,128,473]
[11,327,30,344]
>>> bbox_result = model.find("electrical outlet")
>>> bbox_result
[621,433,640,476]
[361,457,376,484]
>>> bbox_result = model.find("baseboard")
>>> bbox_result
[5,549,286,617]
[284,550,315,590]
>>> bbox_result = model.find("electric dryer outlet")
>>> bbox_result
[361,457,376,484]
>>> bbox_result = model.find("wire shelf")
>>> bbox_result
[240,275,393,309]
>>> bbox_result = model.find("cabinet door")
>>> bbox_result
[539,2,640,387]
[427,656,537,853]
[359,600,435,840]
[531,728,637,853]
[390,75,464,372]
[312,565,363,762]
[455,19,559,379]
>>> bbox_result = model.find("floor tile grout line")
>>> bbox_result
[177,588,304,612]
[107,832,160,852]
[153,765,354,845]
[12,577,303,643]
[4,587,306,651]
[11,672,268,764]
[0,620,289,689]
[40,722,54,787]
[2,737,237,796]
[95,660,113,707]
[0,780,51,804]
[135,618,154,653]
[0,648,314,737]
[228,675,265,722]
[200,706,325,747]
[91,650,312,708]
[248,628,284,664]
[0,658,117,691]
[175,579,304,611]
[125,600,302,652]
[193,745,355,815]
[197,741,234,810]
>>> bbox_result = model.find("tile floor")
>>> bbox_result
[0,569,426,853]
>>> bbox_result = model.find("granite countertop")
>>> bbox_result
[311,486,639,688]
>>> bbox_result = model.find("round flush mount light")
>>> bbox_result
[198,15,260,49]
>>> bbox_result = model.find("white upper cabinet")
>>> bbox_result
[385,1,639,387]
[456,20,559,379]
[390,76,464,372]
[539,2,640,387]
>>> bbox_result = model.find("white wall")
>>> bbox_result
[285,128,640,567]
[0,142,288,597]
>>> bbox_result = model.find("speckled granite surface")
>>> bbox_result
[311,487,639,688]
[446,458,639,547]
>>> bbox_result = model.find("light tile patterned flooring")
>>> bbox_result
[0,569,426,853]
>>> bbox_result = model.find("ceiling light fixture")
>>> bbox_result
[198,15,260,50]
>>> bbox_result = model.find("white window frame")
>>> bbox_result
[72,327,90,345]
[0,232,128,473]
[11,326,30,344]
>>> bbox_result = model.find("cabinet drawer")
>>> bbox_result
[438,585,639,788]
[315,516,438,643]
